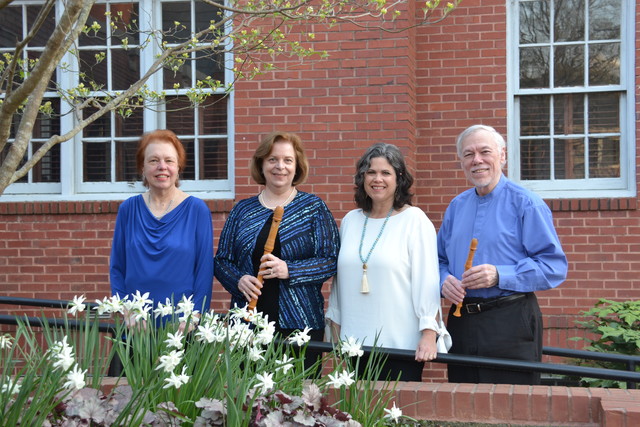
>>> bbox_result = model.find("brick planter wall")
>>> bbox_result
[101,376,640,426]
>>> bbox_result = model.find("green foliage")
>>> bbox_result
[570,298,640,388]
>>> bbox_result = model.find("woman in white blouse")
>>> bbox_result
[326,143,441,381]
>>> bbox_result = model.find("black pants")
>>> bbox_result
[355,354,424,382]
[446,293,542,385]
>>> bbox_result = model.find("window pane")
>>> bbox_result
[200,138,228,179]
[111,48,140,90]
[83,141,111,182]
[520,46,549,88]
[164,57,193,89]
[26,5,55,47]
[0,7,22,47]
[84,106,112,137]
[80,50,108,88]
[181,139,195,180]
[115,109,144,137]
[554,0,584,42]
[32,143,60,183]
[589,136,620,177]
[111,3,139,42]
[196,50,225,84]
[554,138,584,179]
[200,96,227,134]
[79,4,108,46]
[520,95,550,136]
[33,99,61,138]
[554,94,584,135]
[589,43,620,85]
[554,45,584,87]
[115,141,138,182]
[589,0,621,40]
[520,139,550,180]
[519,1,549,44]
[195,1,223,33]
[588,93,619,133]
[166,97,195,134]
[162,3,191,44]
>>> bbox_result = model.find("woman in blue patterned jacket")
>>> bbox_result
[214,132,340,349]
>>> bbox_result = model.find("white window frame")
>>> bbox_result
[506,0,636,199]
[2,0,235,202]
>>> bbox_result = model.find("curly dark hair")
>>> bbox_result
[354,143,414,212]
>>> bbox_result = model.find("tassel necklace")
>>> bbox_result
[358,206,394,294]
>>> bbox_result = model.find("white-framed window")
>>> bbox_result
[0,0,234,202]
[507,0,635,199]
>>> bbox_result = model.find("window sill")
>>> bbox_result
[546,198,637,212]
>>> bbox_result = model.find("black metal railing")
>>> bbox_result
[2,296,639,387]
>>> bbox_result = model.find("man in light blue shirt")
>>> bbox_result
[437,124,567,384]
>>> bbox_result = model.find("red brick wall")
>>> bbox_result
[2,1,639,385]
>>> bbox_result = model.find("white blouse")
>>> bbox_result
[326,206,440,351]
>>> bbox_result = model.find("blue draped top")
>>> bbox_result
[110,194,214,313]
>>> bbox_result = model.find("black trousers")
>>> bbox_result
[446,293,542,385]
[355,354,424,382]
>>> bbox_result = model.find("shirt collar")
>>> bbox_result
[474,173,506,201]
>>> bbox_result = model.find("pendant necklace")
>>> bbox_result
[358,206,394,293]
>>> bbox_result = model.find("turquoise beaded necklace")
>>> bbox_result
[358,206,394,293]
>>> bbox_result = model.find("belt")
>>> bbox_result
[461,293,527,315]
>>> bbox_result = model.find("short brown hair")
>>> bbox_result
[136,129,187,187]
[250,132,309,186]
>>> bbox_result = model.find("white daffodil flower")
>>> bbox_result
[67,295,86,316]
[195,323,217,343]
[248,346,265,362]
[0,334,13,349]
[156,349,184,373]
[255,372,274,393]
[163,366,190,389]
[287,327,311,347]
[64,364,87,390]
[176,295,195,316]
[229,304,251,321]
[132,304,152,323]
[50,336,75,372]
[98,294,124,314]
[131,290,152,307]
[250,312,269,328]
[327,369,355,388]
[164,331,184,350]
[1,377,21,395]
[340,336,364,358]
[254,321,276,346]
[384,402,403,423]
[228,321,253,349]
[275,355,295,374]
[154,299,174,318]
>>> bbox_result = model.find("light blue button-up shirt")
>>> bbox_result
[437,174,568,299]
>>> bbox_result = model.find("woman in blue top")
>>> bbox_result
[110,129,214,329]
[215,132,340,346]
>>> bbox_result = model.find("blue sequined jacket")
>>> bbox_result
[214,191,340,329]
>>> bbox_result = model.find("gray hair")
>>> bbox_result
[455,124,506,158]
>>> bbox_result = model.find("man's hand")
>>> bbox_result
[461,264,498,289]
[441,274,466,305]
